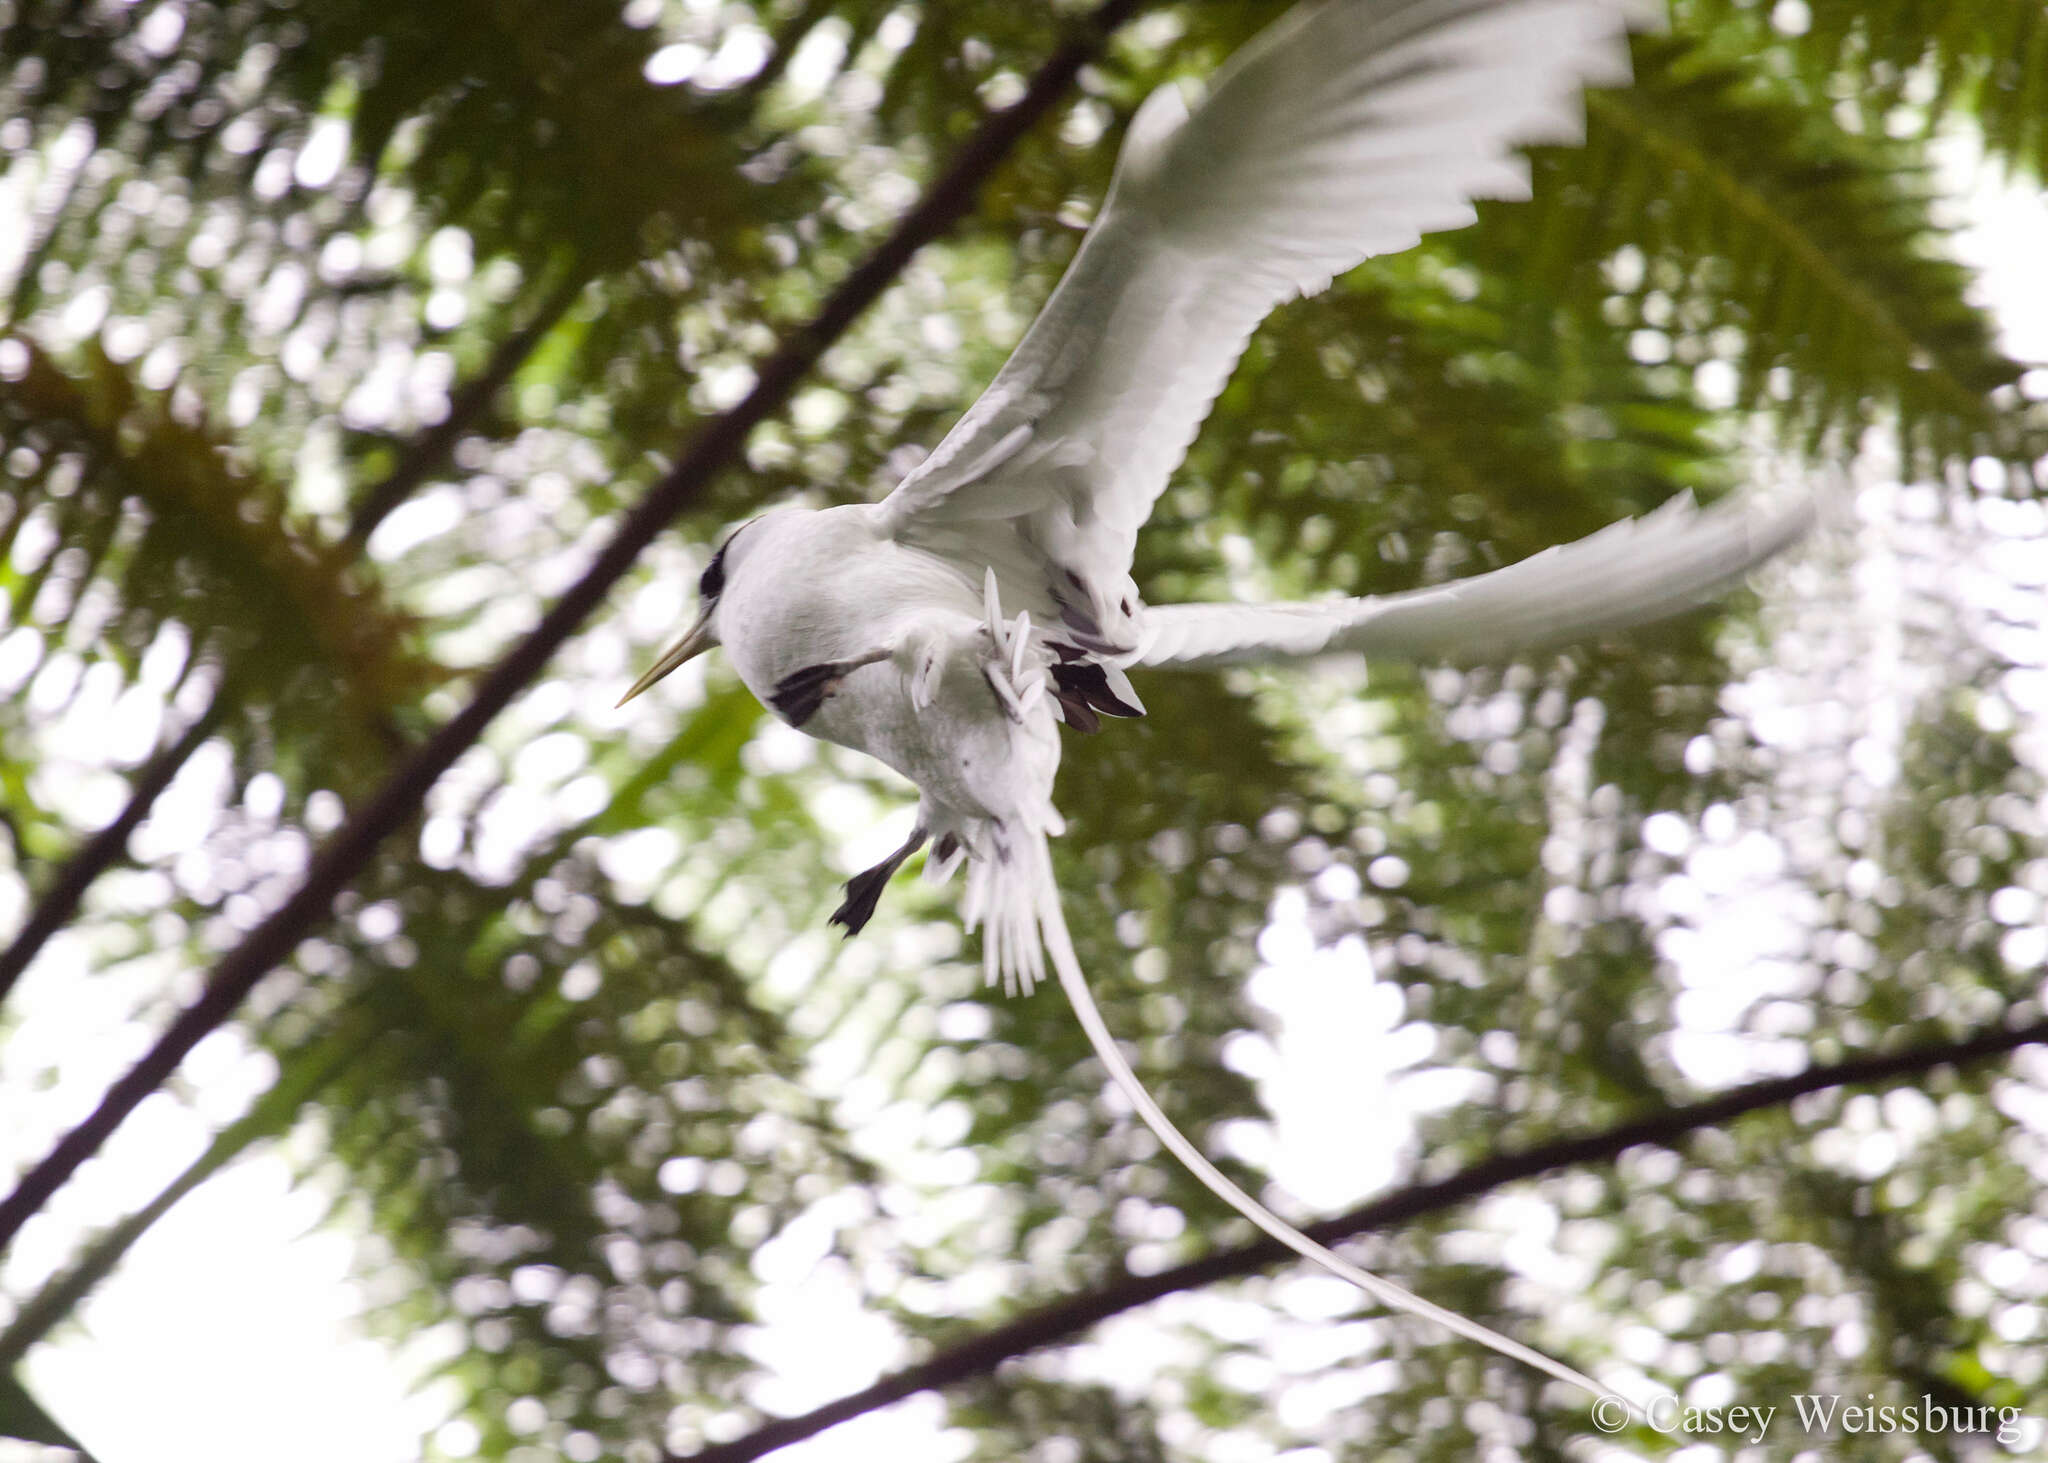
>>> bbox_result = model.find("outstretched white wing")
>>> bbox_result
[1136,491,1812,670]
[873,0,1646,651]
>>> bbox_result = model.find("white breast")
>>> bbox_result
[717,508,970,684]
[716,506,1055,824]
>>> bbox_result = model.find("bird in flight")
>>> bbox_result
[621,0,1805,1405]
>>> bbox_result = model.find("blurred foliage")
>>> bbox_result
[2,1,2047,1461]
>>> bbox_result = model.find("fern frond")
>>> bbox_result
[1681,0,2048,179]
[0,333,434,768]
[1484,33,2041,472]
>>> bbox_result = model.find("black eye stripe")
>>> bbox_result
[697,520,757,600]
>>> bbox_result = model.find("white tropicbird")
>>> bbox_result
[621,0,1807,1405]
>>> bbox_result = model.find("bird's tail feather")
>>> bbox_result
[1030,856,1614,1404]
[961,821,1057,996]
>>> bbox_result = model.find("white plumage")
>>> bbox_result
[621,0,1803,1407]
[1138,489,1812,668]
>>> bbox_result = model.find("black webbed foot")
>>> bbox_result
[829,864,896,936]
[828,826,929,937]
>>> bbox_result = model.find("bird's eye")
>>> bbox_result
[698,546,726,600]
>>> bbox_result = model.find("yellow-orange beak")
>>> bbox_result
[616,609,717,707]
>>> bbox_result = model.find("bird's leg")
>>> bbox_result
[769,648,892,727]
[829,824,929,937]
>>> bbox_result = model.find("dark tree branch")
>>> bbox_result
[0,1014,374,1369]
[0,0,1143,1250]
[0,697,225,1006]
[673,1012,2048,1463]
[0,270,583,1017]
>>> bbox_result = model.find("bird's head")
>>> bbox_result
[616,520,758,706]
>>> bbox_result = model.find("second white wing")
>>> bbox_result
[1136,491,1813,670]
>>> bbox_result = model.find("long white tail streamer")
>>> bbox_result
[1033,861,1615,1403]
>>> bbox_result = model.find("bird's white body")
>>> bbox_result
[712,505,1071,986]
[718,507,1061,846]
[621,0,1812,1408]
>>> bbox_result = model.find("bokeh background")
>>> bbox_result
[3,0,2048,1459]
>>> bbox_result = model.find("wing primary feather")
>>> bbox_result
[876,0,1648,640]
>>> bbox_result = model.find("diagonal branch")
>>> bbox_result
[0,1012,376,1369]
[674,1012,2048,1463]
[0,270,581,1017]
[343,265,591,547]
[0,0,1144,1251]
[0,696,225,1006]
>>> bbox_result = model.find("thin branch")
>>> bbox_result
[0,273,578,1018]
[344,265,590,547]
[0,0,1142,1251]
[0,696,225,1006]
[673,1012,2048,1463]
[0,1013,375,1369]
